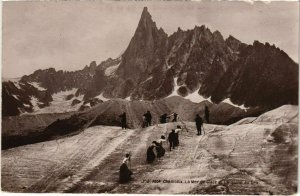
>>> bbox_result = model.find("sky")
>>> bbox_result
[2,1,299,78]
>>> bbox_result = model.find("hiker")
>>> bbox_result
[157,135,166,147]
[154,141,165,158]
[119,153,133,183]
[146,142,156,163]
[195,114,203,135]
[205,106,210,123]
[160,114,168,124]
[172,113,179,122]
[119,112,127,129]
[142,115,147,128]
[144,111,152,127]
[174,125,182,146]
[179,121,189,132]
[168,129,176,151]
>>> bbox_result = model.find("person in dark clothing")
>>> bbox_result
[154,141,165,158]
[119,163,132,183]
[146,142,156,163]
[119,153,133,183]
[142,115,147,128]
[205,106,210,123]
[174,125,182,146]
[172,113,178,122]
[145,111,152,127]
[143,113,147,127]
[160,114,168,124]
[168,129,176,151]
[157,135,166,147]
[195,114,203,135]
[119,112,127,129]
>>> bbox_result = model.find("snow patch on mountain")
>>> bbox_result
[23,103,31,107]
[105,62,120,76]
[167,77,181,97]
[31,88,84,114]
[143,76,153,83]
[207,96,212,102]
[222,98,248,110]
[28,82,47,91]
[168,79,212,103]
[184,89,212,103]
[30,96,43,111]
[12,94,19,100]
[13,82,21,89]
[95,92,110,102]
[52,88,79,101]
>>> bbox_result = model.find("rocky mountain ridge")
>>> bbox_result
[2,7,298,116]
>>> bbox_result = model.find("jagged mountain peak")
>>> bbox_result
[136,6,157,32]
[212,30,225,43]
[227,35,238,41]
[158,27,167,36]
[225,35,243,51]
[135,7,167,38]
[226,35,241,45]
[116,7,168,81]
[2,7,298,116]
[141,7,150,18]
[83,61,97,70]
[194,24,206,30]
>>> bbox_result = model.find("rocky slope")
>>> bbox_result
[2,7,298,116]
[2,105,297,194]
[2,59,117,116]
[2,112,75,149]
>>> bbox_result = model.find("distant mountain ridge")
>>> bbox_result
[2,7,298,116]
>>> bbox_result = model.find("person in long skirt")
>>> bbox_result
[146,142,156,163]
[119,153,133,183]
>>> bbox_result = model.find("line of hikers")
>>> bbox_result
[119,111,182,130]
[118,106,210,183]
[159,112,179,123]
[144,111,179,127]
[119,106,209,133]
[119,125,183,183]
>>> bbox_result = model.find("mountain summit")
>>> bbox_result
[2,7,298,116]
[117,7,167,80]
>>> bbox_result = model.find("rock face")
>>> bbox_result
[2,59,119,116]
[2,7,298,116]
[210,41,299,108]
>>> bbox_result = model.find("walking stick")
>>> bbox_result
[179,120,189,132]
[128,151,132,170]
